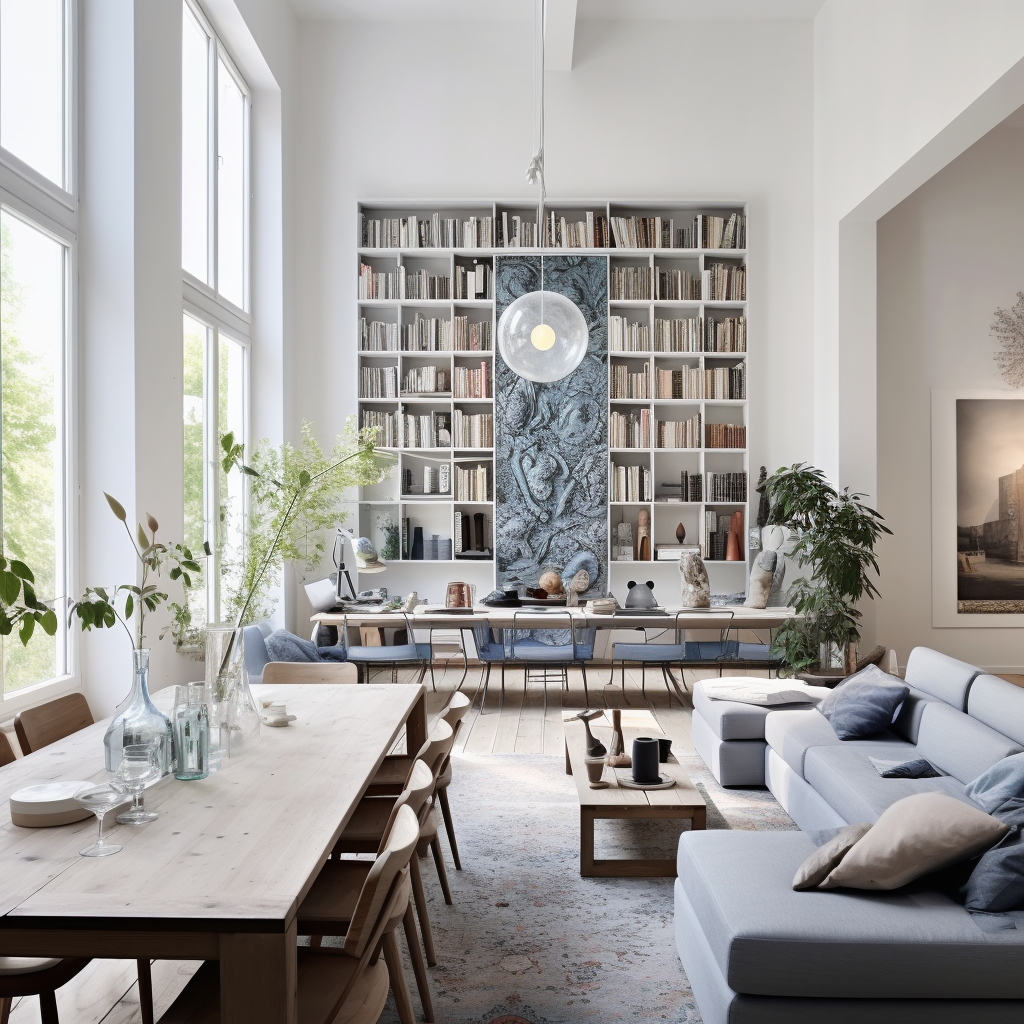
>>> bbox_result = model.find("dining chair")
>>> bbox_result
[508,610,595,708]
[340,613,434,688]
[13,693,93,755]
[160,806,421,1024]
[471,620,512,713]
[434,691,471,870]
[0,958,154,1024]
[260,661,358,684]
[0,732,15,767]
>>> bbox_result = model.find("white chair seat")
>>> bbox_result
[0,957,63,976]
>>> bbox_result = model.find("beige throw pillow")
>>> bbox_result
[792,822,872,890]
[819,792,1009,891]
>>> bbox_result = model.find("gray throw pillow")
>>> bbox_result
[817,664,909,740]
[869,756,941,779]
[965,752,1024,815]
[792,822,872,890]
[265,629,320,663]
[963,825,1024,913]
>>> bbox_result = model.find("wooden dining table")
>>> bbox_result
[0,681,426,1024]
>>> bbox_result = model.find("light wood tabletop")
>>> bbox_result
[563,710,705,878]
[0,682,427,1024]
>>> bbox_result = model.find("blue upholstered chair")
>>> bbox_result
[507,611,596,708]
[472,621,512,713]
[242,624,271,683]
[340,612,434,686]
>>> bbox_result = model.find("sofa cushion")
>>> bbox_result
[816,666,908,739]
[803,744,969,824]
[964,825,1024,913]
[890,684,937,744]
[693,682,824,742]
[965,751,1024,815]
[764,708,844,778]
[904,646,981,710]
[968,674,1024,747]
[676,829,1024,999]
[916,702,1023,784]
[819,792,1009,891]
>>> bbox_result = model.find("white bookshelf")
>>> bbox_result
[355,200,750,602]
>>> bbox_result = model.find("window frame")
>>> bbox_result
[0,0,77,713]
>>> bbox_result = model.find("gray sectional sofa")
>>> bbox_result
[676,647,1024,1023]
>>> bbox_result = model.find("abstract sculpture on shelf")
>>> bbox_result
[762,525,788,606]
[676,522,686,543]
[726,510,744,560]
[745,549,777,609]
[637,509,651,561]
[755,465,771,529]
[679,551,711,608]
[625,580,657,608]
[565,569,590,607]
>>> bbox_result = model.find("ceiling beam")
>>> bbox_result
[545,0,577,71]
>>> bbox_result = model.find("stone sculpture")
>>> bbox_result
[762,525,787,605]
[637,509,651,561]
[679,551,711,608]
[755,465,771,529]
[565,569,590,607]
[745,550,776,609]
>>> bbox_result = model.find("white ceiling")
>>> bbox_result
[290,0,826,23]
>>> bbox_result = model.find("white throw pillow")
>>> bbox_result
[702,679,818,706]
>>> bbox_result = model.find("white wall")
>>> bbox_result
[877,124,1024,671]
[290,15,815,608]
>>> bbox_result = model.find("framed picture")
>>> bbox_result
[932,389,1024,626]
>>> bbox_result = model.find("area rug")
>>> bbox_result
[369,753,796,1024]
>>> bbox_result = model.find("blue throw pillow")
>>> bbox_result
[966,752,1024,815]
[265,629,320,663]
[869,756,941,779]
[817,664,909,740]
[963,825,1024,913]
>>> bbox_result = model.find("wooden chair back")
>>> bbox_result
[0,732,15,767]
[375,759,434,855]
[412,719,454,780]
[14,693,93,755]
[441,691,471,729]
[260,661,358,684]
[344,804,419,958]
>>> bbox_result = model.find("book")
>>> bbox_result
[655,544,700,561]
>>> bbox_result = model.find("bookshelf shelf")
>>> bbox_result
[357,198,749,596]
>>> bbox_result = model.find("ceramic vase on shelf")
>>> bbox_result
[205,626,261,760]
[103,648,173,776]
[411,526,424,560]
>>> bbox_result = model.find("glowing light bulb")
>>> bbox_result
[531,323,556,351]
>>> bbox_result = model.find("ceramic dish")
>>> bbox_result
[10,780,94,827]
[262,713,297,727]
[615,773,676,790]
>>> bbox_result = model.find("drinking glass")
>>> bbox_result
[74,784,124,857]
[113,744,161,824]
[174,682,210,781]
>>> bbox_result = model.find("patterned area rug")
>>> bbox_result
[374,753,796,1024]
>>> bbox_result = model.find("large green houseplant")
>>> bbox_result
[764,464,890,675]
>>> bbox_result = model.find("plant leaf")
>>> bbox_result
[137,524,150,550]
[0,571,20,606]
[221,431,234,453]
[9,560,33,582]
[124,594,133,621]
[18,616,34,645]
[39,609,58,635]
[104,493,127,521]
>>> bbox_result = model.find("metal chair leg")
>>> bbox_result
[479,662,492,714]
[580,663,591,708]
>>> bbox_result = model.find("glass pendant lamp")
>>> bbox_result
[497,258,589,383]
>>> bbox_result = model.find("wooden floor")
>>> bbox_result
[6,662,743,1023]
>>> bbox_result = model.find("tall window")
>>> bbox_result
[182,1,251,631]
[0,0,73,701]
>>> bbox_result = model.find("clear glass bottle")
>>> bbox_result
[206,627,260,759]
[103,649,173,776]
[174,682,209,780]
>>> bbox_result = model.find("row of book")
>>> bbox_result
[402,411,450,449]
[359,265,401,300]
[400,519,454,561]
[360,365,398,399]
[610,266,652,301]
[609,316,747,353]
[452,362,490,399]
[360,410,399,448]
[454,263,492,300]
[543,210,609,248]
[610,213,745,250]
[609,316,650,351]
[650,363,747,401]
[401,465,451,496]
[403,367,449,395]
[404,315,451,352]
[656,269,700,301]
[654,317,702,352]
[703,511,734,561]
[705,423,746,449]
[656,367,706,400]
[404,269,452,301]
[656,414,702,449]
[610,409,650,449]
[661,470,703,503]
[454,510,492,557]
[453,317,492,351]
[454,464,491,502]
[499,213,539,249]
[610,463,653,503]
[706,473,748,503]
[610,363,650,400]
[703,263,746,301]
[359,318,400,351]
[452,410,493,448]
[361,213,493,250]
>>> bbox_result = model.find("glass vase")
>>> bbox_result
[205,626,260,759]
[103,648,173,776]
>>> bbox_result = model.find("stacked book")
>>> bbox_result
[705,423,746,449]
[402,268,451,300]
[705,316,746,352]
[543,210,610,248]
[455,464,490,501]
[654,317,702,352]
[706,472,747,503]
[610,363,650,400]
[498,213,539,248]
[403,315,451,352]
[656,414,702,449]
[460,216,494,248]
[454,263,492,300]
[402,411,450,449]
[453,317,492,351]
[360,410,398,448]
[702,511,733,561]
[611,463,652,503]
[358,264,401,299]
[452,410,493,448]
[656,366,705,400]
[659,470,702,503]
[688,213,745,250]
[655,267,699,300]
[609,409,650,448]
[609,316,651,352]
[702,263,746,301]
[609,216,672,249]
[453,362,490,399]
[610,266,652,300]
[454,510,492,556]
[655,543,700,562]
[402,366,449,395]
[704,362,745,400]
[360,365,398,399]
[359,318,400,351]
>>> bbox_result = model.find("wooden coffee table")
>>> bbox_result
[563,710,706,877]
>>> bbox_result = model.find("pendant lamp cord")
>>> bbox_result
[526,0,546,201]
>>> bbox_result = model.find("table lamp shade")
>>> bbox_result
[497,289,588,383]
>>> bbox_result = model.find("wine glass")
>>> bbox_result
[113,744,161,825]
[74,784,124,857]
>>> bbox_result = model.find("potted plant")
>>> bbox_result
[764,464,890,676]
[69,494,201,771]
